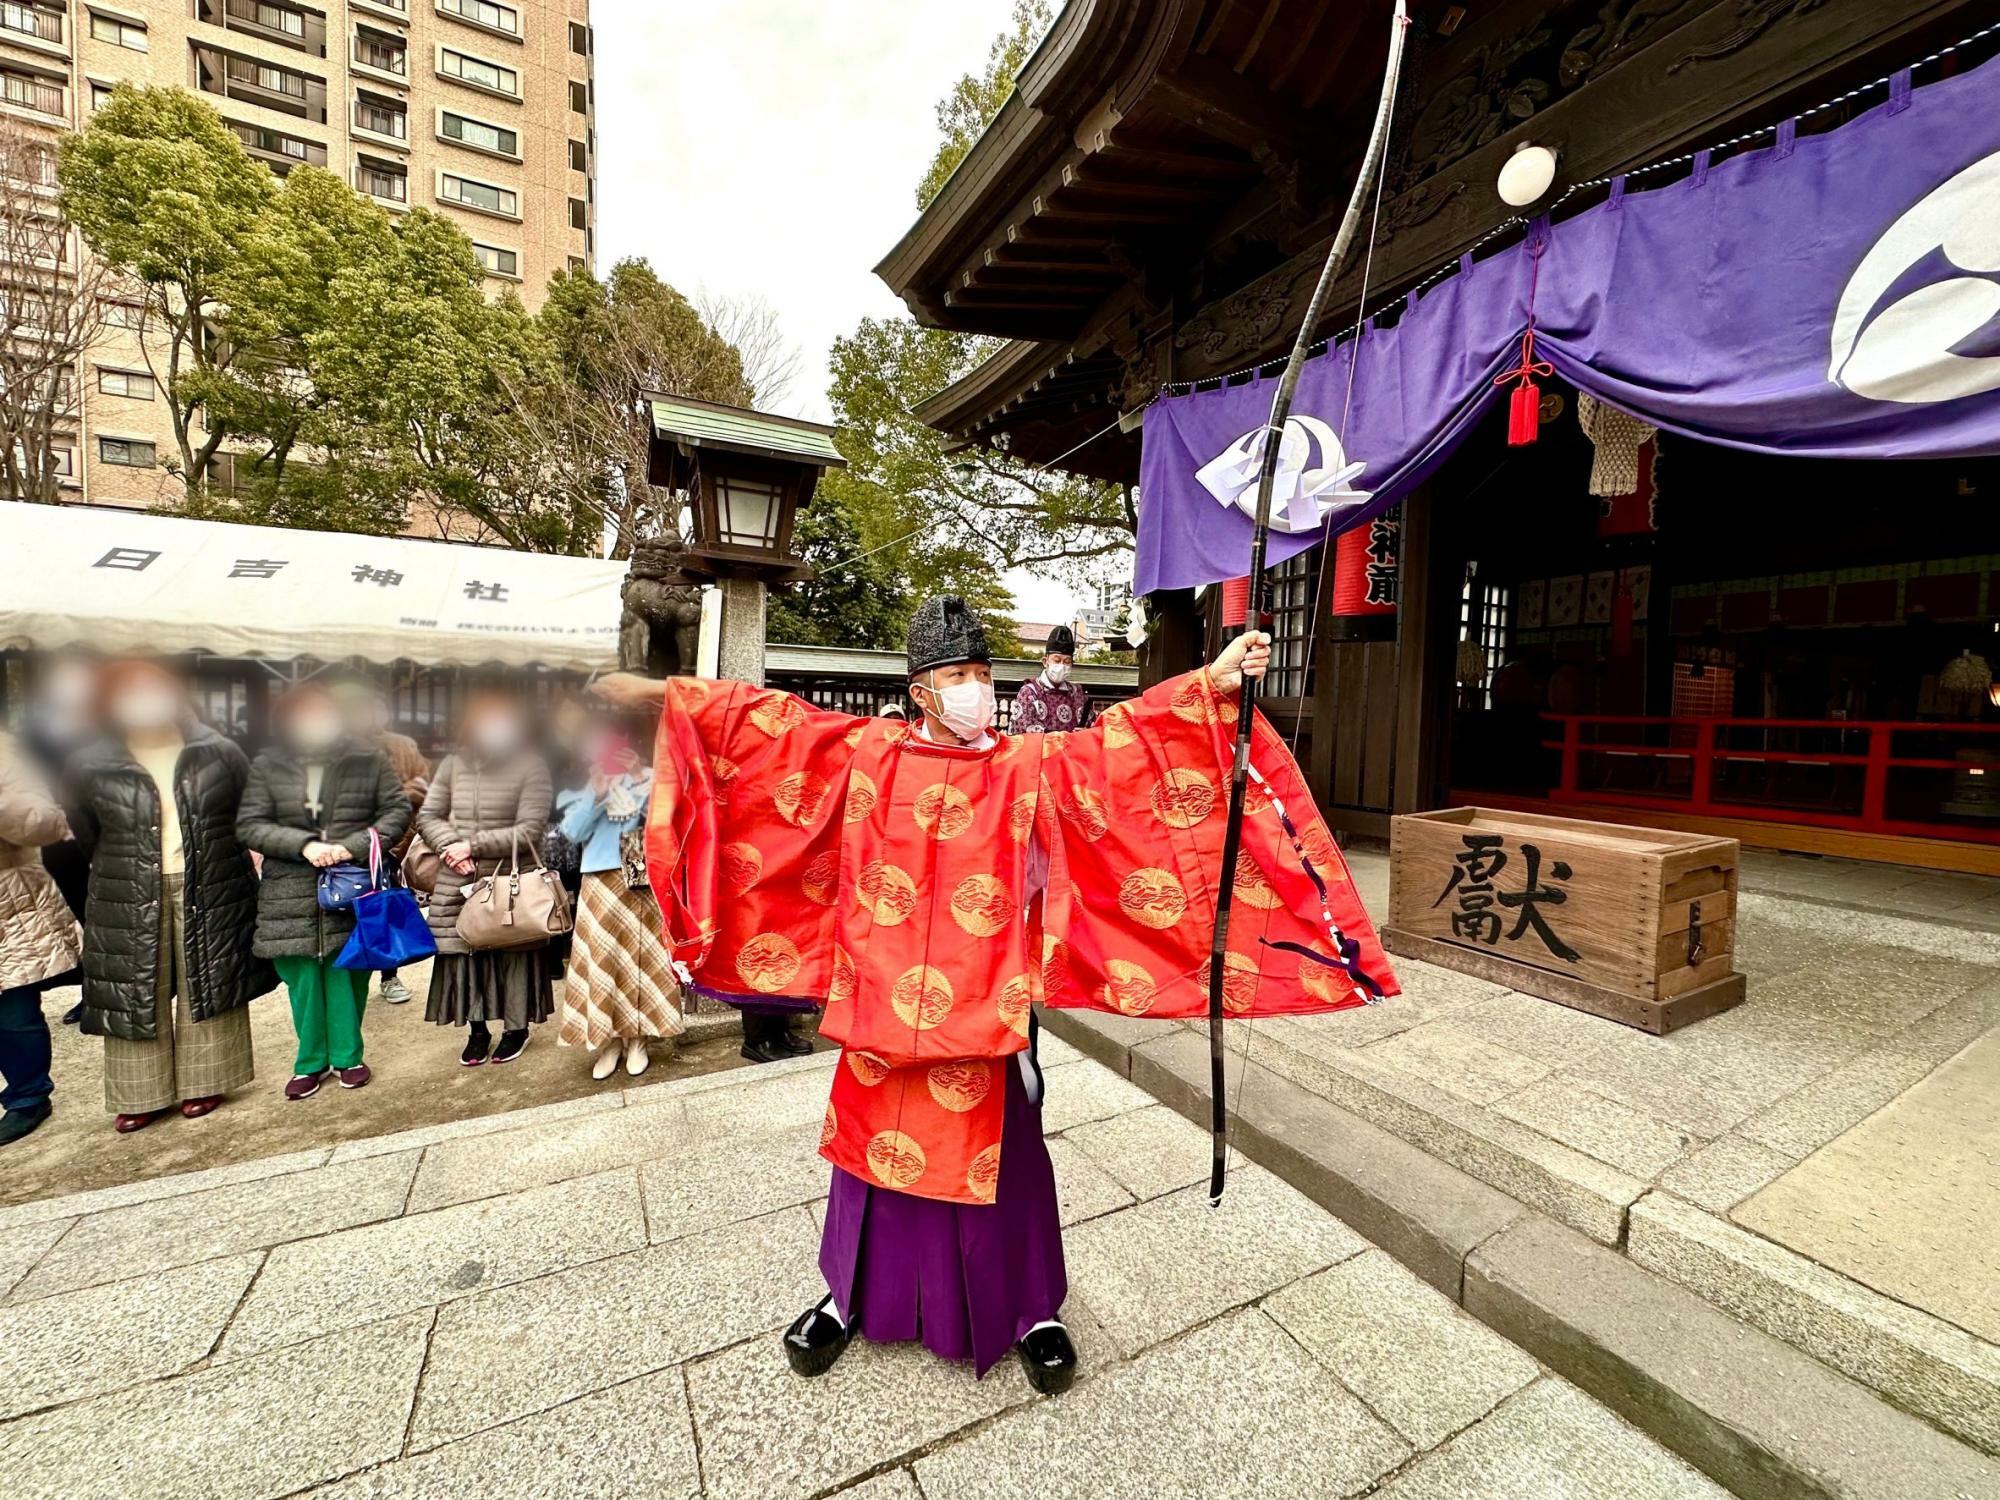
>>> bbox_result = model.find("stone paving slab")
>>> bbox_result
[1036,1058,1157,1133]
[406,1098,687,1212]
[1060,1102,1210,1201]
[0,1218,70,1300]
[1494,1077,1696,1179]
[0,1252,261,1420]
[638,1127,833,1245]
[219,1168,648,1359]
[1265,1248,1539,1451]
[0,1310,431,1500]
[327,1091,625,1165]
[915,1309,1413,1500]
[1041,1134,1135,1226]
[1373,1378,1729,1500]
[315,1369,702,1499]
[1655,1134,1795,1213]
[408,1205,822,1450]
[0,1145,333,1232]
[10,1151,419,1301]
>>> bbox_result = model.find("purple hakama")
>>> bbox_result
[818,1058,1066,1376]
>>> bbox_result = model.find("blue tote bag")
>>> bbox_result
[334,831,438,970]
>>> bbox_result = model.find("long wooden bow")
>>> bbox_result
[1204,0,1412,1206]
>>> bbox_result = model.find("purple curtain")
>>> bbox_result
[1136,53,2000,596]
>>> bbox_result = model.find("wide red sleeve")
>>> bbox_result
[1038,669,1397,1020]
[643,677,864,1001]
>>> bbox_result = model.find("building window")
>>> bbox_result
[568,196,586,230]
[240,1,306,40]
[567,255,585,273]
[1458,570,1510,710]
[1264,552,1317,700]
[567,138,586,173]
[358,156,407,203]
[98,368,156,400]
[567,79,587,113]
[439,0,517,35]
[353,92,406,140]
[568,20,586,53]
[440,110,516,157]
[354,26,406,75]
[1,69,64,115]
[223,55,308,100]
[439,172,515,216]
[0,4,64,45]
[89,79,115,111]
[440,47,517,97]
[87,11,147,49]
[99,436,156,468]
[230,118,325,170]
[470,242,517,278]
[50,444,75,479]
[101,299,146,329]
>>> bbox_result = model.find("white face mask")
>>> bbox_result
[1044,661,1072,686]
[111,689,180,733]
[919,674,995,741]
[289,714,343,754]
[471,720,521,757]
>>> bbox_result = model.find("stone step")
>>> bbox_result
[1628,1191,2000,1456]
[1042,1008,2000,1500]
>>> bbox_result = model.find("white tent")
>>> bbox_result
[0,503,628,672]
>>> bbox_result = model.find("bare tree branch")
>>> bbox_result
[696,289,802,410]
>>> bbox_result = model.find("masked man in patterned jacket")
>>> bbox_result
[591,596,1396,1394]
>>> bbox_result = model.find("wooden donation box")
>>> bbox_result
[1384,808,1744,1034]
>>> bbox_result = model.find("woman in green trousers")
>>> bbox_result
[237,684,410,1099]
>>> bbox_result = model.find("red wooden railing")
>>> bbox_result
[1541,714,2000,845]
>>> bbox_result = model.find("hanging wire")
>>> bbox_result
[1153,15,2000,400]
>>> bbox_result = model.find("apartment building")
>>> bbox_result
[1,0,594,507]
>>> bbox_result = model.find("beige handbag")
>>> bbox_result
[454,829,573,951]
[401,837,443,896]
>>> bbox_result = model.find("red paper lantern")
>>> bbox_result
[1331,514,1400,616]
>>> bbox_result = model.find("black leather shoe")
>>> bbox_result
[782,1299,850,1377]
[739,1015,790,1065]
[1017,1323,1078,1396]
[772,1022,813,1057]
[0,1101,51,1147]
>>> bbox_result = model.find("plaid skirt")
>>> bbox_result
[557,872,684,1051]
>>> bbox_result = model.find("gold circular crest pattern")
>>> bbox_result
[1118,867,1189,930]
[1098,704,1136,748]
[949,873,1014,938]
[1298,960,1356,1006]
[1099,957,1157,1016]
[800,849,840,907]
[1150,768,1217,829]
[709,754,740,802]
[819,1101,838,1149]
[1006,791,1041,846]
[1038,731,1071,758]
[866,1129,927,1189]
[913,782,975,840]
[1207,950,1261,1014]
[1233,857,1283,910]
[737,932,803,993]
[844,771,878,824]
[966,1142,1001,1203]
[997,973,1033,1037]
[720,842,763,897]
[748,693,808,738]
[773,771,831,828]
[856,860,919,925]
[846,1049,892,1086]
[926,1060,992,1113]
[889,965,955,1029]
[1041,932,1072,1001]
[828,945,858,1008]
[1058,784,1109,841]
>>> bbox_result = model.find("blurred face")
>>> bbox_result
[460,695,524,757]
[104,661,184,736]
[281,688,344,754]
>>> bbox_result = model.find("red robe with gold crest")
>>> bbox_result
[644,666,1397,1208]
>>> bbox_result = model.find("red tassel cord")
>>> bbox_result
[1496,327,1555,446]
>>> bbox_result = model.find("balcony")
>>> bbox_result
[194,0,328,59]
[0,67,62,118]
[352,91,407,149]
[356,155,407,209]
[351,28,407,85]
[193,43,328,123]
[227,118,328,174]
[0,3,63,49]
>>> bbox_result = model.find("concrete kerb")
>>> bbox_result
[1038,1008,2000,1500]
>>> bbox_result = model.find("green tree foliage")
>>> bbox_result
[763,486,906,649]
[916,0,1053,207]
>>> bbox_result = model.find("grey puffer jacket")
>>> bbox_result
[0,734,82,991]
[237,743,411,961]
[414,749,552,956]
[67,724,275,1041]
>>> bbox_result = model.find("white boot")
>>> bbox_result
[624,1038,651,1076]
[591,1044,621,1081]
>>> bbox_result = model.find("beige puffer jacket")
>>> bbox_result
[414,749,553,957]
[0,734,83,990]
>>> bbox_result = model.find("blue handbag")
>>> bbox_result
[316,829,383,911]
[335,833,438,971]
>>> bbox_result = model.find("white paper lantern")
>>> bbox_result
[1498,143,1558,207]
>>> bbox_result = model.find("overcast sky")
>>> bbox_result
[592,0,1092,627]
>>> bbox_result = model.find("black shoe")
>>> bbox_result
[460,1029,492,1067]
[1017,1323,1078,1396]
[739,1015,790,1065]
[491,1029,530,1065]
[782,1298,850,1377]
[61,1003,81,1026]
[0,1101,51,1147]
[772,1023,813,1057]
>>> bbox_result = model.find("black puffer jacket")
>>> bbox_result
[237,742,411,960]
[67,724,275,1041]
